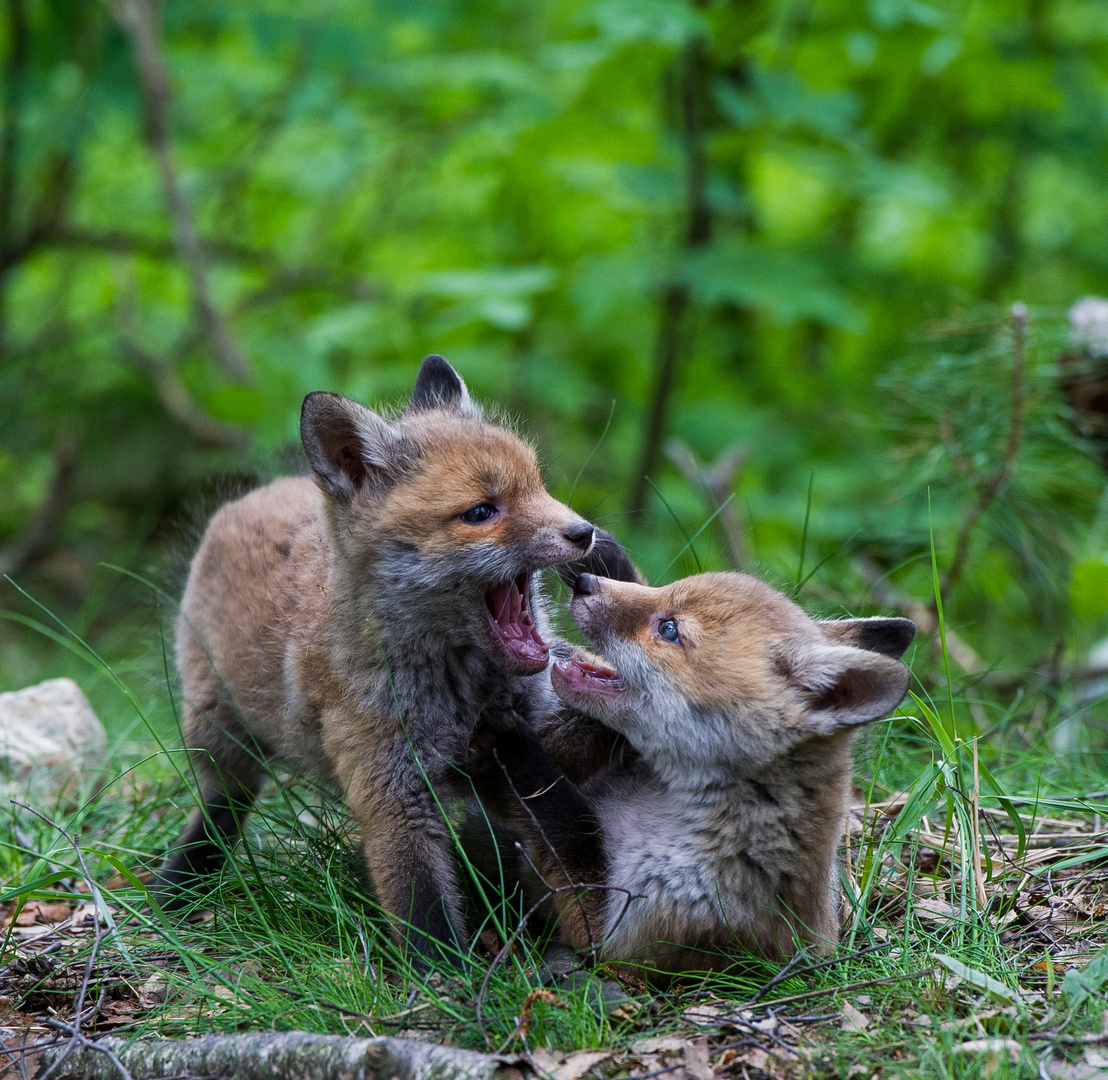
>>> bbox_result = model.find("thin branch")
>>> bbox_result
[110,257,245,448]
[0,434,79,577]
[43,1020,133,1080]
[745,942,892,1005]
[105,0,251,382]
[121,336,247,448]
[0,0,28,261]
[0,0,28,348]
[629,28,712,515]
[941,302,1027,596]
[11,801,112,1080]
[741,966,938,1011]
[665,437,748,567]
[48,225,384,303]
[50,223,270,265]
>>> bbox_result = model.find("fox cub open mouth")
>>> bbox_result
[470,568,916,973]
[486,572,549,674]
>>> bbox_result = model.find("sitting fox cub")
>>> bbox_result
[160,357,635,963]
[469,571,914,972]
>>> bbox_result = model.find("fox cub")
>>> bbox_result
[160,356,633,963]
[469,571,915,972]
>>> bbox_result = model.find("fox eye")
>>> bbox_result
[657,618,680,644]
[461,503,498,524]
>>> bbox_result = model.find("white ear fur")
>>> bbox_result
[300,392,415,501]
[786,641,911,734]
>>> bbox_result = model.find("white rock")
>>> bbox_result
[0,677,106,773]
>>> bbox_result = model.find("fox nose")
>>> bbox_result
[563,522,595,551]
[575,572,598,597]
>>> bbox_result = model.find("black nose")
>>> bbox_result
[563,522,595,550]
[575,573,598,597]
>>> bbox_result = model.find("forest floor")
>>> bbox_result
[2,565,1108,1080]
[2,755,1108,1080]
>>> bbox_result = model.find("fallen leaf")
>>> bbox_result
[1034,960,1069,974]
[915,897,960,923]
[684,1040,713,1080]
[953,1039,1021,1061]
[552,1050,611,1080]
[105,869,154,890]
[1046,1058,1108,1079]
[631,1038,690,1054]
[139,972,167,1010]
[747,1015,778,1035]
[741,1048,769,1072]
[934,954,1021,1003]
[682,1004,724,1027]
[8,901,70,927]
[841,1001,870,1032]
[530,1048,563,1077]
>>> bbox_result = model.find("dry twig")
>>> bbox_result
[10,801,114,1080]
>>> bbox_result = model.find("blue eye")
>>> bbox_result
[657,618,680,643]
[461,503,497,524]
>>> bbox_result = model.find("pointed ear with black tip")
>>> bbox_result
[783,641,911,735]
[556,527,646,590]
[300,391,414,501]
[406,354,481,417]
[818,617,916,659]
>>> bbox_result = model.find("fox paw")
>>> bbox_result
[468,708,552,811]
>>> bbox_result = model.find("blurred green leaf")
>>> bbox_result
[1071,559,1108,621]
[205,386,266,424]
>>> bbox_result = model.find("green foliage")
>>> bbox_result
[1071,558,1108,622]
[3,0,1108,613]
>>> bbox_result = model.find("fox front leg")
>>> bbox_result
[337,737,467,970]
[468,708,609,953]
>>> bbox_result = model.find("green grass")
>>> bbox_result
[2,551,1108,1080]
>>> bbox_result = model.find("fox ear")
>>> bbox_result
[300,392,414,501]
[406,355,481,417]
[784,641,911,734]
[818,617,916,659]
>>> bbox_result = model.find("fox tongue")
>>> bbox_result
[486,574,548,670]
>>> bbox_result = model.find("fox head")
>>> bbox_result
[300,356,596,675]
[552,571,915,775]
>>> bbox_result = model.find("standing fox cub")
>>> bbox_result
[161,356,635,963]
[469,571,914,973]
